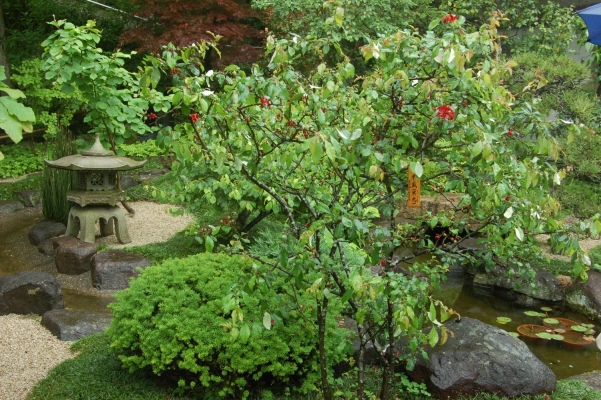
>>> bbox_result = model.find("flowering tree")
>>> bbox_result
[138,12,598,398]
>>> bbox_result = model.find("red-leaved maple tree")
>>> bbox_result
[119,0,265,68]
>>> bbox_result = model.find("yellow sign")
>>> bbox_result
[408,169,421,207]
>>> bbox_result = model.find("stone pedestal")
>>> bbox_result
[65,205,131,244]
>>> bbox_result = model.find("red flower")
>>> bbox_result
[442,14,458,23]
[505,195,511,201]
[147,113,157,121]
[380,259,386,266]
[507,128,513,136]
[190,113,200,123]
[171,68,179,75]
[260,96,270,108]
[436,105,455,121]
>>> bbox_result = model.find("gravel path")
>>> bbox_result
[0,201,194,399]
[0,314,74,400]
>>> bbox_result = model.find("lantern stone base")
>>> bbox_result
[66,205,131,244]
[67,190,125,207]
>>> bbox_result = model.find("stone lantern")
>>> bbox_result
[45,133,146,244]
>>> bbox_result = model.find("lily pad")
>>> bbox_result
[543,318,559,325]
[554,328,566,334]
[540,307,553,312]
[507,332,520,337]
[496,317,512,324]
[571,325,588,332]
[524,311,546,317]
[536,332,564,340]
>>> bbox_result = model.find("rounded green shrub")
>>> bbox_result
[107,253,349,398]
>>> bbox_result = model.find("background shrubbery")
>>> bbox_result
[108,253,350,399]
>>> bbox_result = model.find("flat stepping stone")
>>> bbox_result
[0,271,65,316]
[54,236,97,275]
[41,309,112,341]
[28,220,67,245]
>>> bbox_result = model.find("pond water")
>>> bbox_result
[435,270,601,380]
[0,206,114,314]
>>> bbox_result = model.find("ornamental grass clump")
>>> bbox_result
[107,253,349,398]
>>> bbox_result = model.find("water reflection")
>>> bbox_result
[435,274,601,379]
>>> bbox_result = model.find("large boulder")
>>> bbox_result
[565,270,601,323]
[28,220,66,245]
[91,250,152,290]
[473,265,563,306]
[0,200,24,214]
[0,271,65,315]
[41,309,112,341]
[54,236,98,275]
[402,317,556,399]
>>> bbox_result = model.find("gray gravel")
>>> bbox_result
[0,314,74,400]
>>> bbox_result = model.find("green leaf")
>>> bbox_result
[515,227,524,241]
[205,236,214,252]
[411,161,424,178]
[263,312,272,330]
[471,141,483,157]
[309,137,323,163]
[341,289,353,303]
[334,7,344,27]
[429,327,439,347]
[230,327,239,341]
[496,317,512,324]
[524,311,546,317]
[0,87,26,99]
[239,324,250,344]
[543,318,559,325]
[0,97,35,122]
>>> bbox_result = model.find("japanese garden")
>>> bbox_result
[1,0,601,399]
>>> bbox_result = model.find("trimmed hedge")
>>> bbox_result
[108,252,348,398]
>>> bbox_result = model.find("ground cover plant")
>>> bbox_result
[0,142,44,178]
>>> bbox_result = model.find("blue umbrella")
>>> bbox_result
[577,3,601,46]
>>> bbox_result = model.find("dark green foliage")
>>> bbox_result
[11,58,85,137]
[0,173,41,201]
[0,143,44,178]
[117,141,167,158]
[4,0,136,66]
[506,52,593,121]
[41,127,76,223]
[553,178,601,220]
[108,253,349,399]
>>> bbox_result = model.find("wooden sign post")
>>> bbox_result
[408,168,421,208]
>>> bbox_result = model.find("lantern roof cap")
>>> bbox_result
[44,133,146,171]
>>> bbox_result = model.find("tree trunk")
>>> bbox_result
[317,298,333,400]
[0,1,11,85]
